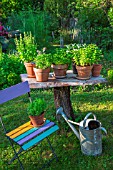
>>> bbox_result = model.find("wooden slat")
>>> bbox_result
[6,121,31,137]
[22,125,59,150]
[10,126,33,139]
[13,120,50,142]
[18,122,55,145]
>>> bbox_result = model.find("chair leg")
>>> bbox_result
[39,137,58,170]
[46,137,58,162]
[7,137,24,170]
[8,147,23,164]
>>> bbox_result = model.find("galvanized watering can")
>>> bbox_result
[56,107,107,156]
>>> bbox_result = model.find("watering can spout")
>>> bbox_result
[56,107,67,118]
[56,107,80,140]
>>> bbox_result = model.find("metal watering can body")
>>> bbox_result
[79,112,107,156]
[56,107,107,156]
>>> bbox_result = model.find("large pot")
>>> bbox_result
[76,65,93,79]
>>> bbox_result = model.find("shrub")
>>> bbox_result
[0,53,25,89]
[108,69,113,84]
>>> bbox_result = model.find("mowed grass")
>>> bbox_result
[0,85,113,170]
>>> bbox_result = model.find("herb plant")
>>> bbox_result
[27,98,47,116]
[73,44,102,66]
[15,32,37,62]
[52,48,72,65]
[35,53,52,69]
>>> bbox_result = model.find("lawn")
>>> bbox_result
[0,84,113,170]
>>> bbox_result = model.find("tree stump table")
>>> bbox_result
[20,70,107,120]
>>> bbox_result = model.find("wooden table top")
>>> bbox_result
[20,70,107,89]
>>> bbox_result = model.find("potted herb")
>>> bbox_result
[27,98,47,127]
[51,48,72,78]
[34,53,52,82]
[15,32,37,78]
[73,44,102,79]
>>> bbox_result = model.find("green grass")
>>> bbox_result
[0,85,113,170]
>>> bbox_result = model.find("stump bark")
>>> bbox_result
[53,86,75,120]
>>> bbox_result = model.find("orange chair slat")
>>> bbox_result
[10,126,33,139]
[6,121,31,137]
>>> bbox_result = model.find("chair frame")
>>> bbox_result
[0,81,59,170]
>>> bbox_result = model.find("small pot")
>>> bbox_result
[92,64,102,77]
[24,62,36,78]
[29,112,45,127]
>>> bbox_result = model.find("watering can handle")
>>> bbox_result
[83,112,97,128]
[101,127,107,135]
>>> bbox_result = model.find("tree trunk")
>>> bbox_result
[53,86,75,120]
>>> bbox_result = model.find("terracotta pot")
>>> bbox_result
[92,64,102,77]
[24,62,36,78]
[34,67,50,82]
[76,65,93,79]
[51,64,68,78]
[29,112,45,127]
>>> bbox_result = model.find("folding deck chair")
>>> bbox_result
[0,81,59,170]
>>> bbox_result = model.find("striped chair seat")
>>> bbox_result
[6,120,59,151]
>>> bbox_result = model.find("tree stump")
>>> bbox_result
[53,86,75,120]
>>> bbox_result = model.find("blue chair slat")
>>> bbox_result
[22,125,59,150]
[14,120,50,142]
[17,121,55,146]
[0,81,30,104]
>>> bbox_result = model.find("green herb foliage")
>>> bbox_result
[27,98,47,116]
[72,44,102,66]
[35,53,52,69]
[15,32,37,62]
[52,48,72,65]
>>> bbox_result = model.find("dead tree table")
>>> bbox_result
[20,70,107,120]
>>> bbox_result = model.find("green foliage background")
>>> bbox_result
[0,53,25,89]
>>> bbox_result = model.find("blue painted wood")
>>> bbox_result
[18,122,55,145]
[0,81,30,104]
[13,120,50,142]
[22,125,59,150]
